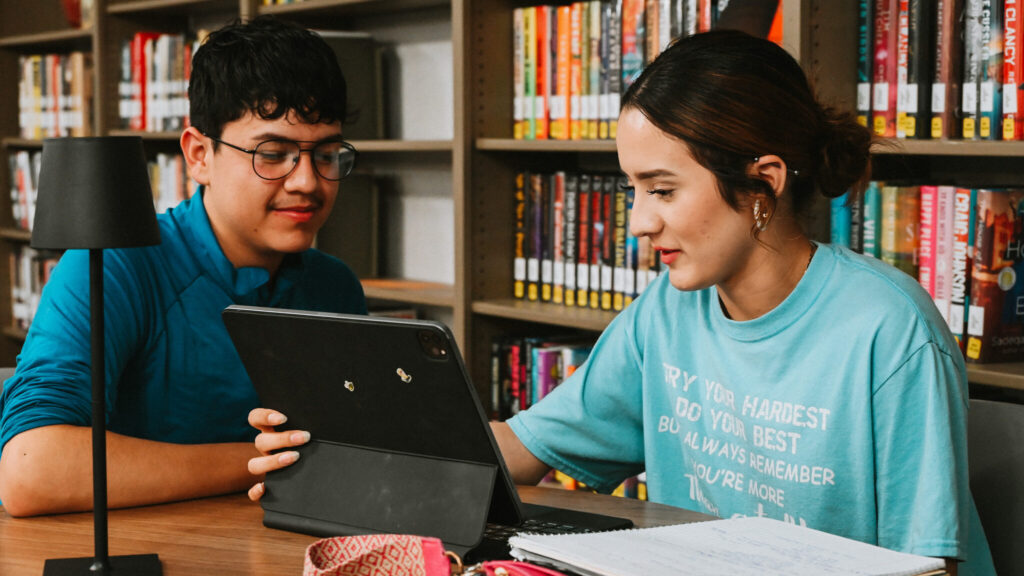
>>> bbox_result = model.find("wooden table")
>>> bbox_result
[0,486,712,575]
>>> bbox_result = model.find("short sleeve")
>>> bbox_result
[508,308,646,492]
[872,341,970,559]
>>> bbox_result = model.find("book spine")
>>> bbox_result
[535,6,551,140]
[979,0,1004,140]
[623,178,637,306]
[589,174,604,309]
[932,0,965,138]
[514,8,525,140]
[552,171,566,304]
[1004,0,1024,138]
[577,174,592,306]
[612,178,628,310]
[600,175,616,310]
[872,0,900,136]
[553,6,572,140]
[570,2,585,140]
[645,0,660,63]
[564,173,579,306]
[514,171,527,299]
[527,173,541,301]
[588,1,602,140]
[541,173,554,302]
[622,0,645,89]
[905,0,934,138]
[881,184,921,278]
[608,0,623,139]
[524,7,537,140]
[850,192,865,252]
[862,180,883,257]
[895,0,910,137]
[934,185,956,323]
[966,188,1024,362]
[949,187,974,347]
[598,1,613,139]
[964,0,984,138]
[831,193,852,247]
[858,0,874,127]
[918,184,938,297]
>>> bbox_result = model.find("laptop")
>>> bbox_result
[222,305,633,560]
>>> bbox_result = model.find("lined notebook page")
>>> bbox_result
[509,517,946,576]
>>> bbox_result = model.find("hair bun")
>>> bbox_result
[812,106,873,199]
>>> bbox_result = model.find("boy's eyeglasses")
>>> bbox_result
[205,134,358,181]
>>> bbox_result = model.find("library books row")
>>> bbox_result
[512,0,781,141]
[118,31,204,134]
[489,333,648,499]
[8,150,196,235]
[9,245,59,332]
[16,52,93,140]
[861,0,1024,140]
[59,0,95,29]
[831,182,1024,363]
[513,171,664,312]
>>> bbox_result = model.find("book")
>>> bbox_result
[606,0,624,139]
[931,0,965,138]
[564,173,580,306]
[553,5,572,140]
[880,184,920,278]
[600,174,616,310]
[535,5,551,140]
[513,171,527,299]
[513,7,526,140]
[1004,0,1024,138]
[830,192,852,247]
[527,172,542,301]
[622,0,645,89]
[872,0,899,136]
[540,173,553,301]
[934,185,957,322]
[857,0,874,127]
[963,0,985,139]
[589,174,605,309]
[978,0,1005,140]
[949,187,976,348]
[508,517,947,576]
[901,0,934,138]
[315,173,379,279]
[612,177,628,310]
[863,180,883,257]
[318,31,385,140]
[918,184,937,297]
[577,173,593,306]
[966,188,1024,362]
[588,0,602,139]
[551,171,566,304]
[524,7,537,139]
[570,2,585,140]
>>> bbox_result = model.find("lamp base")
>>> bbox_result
[43,554,162,575]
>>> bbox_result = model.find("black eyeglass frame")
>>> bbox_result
[204,133,358,181]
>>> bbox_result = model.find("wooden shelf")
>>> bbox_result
[472,299,618,332]
[259,0,450,17]
[0,27,92,50]
[0,227,31,242]
[1,138,43,150]
[107,0,238,15]
[966,363,1024,391]
[361,278,454,307]
[2,326,26,342]
[873,139,1024,157]
[352,139,452,153]
[107,130,182,142]
[476,138,616,153]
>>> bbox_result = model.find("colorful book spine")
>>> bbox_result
[600,175,616,310]
[514,8,526,140]
[607,0,623,138]
[903,0,934,138]
[514,171,527,299]
[862,180,883,258]
[553,5,572,140]
[589,174,605,309]
[831,193,852,247]
[934,185,957,323]
[535,5,551,140]
[621,0,645,89]
[918,184,938,297]
[895,0,911,137]
[858,0,874,127]
[551,171,566,304]
[527,172,542,301]
[570,2,585,140]
[577,173,592,306]
[524,7,537,140]
[963,0,984,139]
[564,173,579,307]
[540,173,553,302]
[931,0,965,138]
[1004,0,1024,139]
[872,0,900,136]
[588,0,602,139]
[880,184,920,278]
[966,188,1024,362]
[623,180,637,306]
[612,178,628,310]
[949,187,975,347]
[979,0,1004,140]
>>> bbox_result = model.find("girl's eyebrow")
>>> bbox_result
[633,169,676,180]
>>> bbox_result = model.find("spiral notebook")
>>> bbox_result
[508,516,947,576]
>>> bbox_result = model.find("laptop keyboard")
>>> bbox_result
[484,518,595,541]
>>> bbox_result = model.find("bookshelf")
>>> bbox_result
[1,0,1023,400]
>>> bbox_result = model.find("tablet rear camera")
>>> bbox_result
[417,329,449,360]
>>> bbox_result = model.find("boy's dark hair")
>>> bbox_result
[622,29,872,223]
[188,15,347,139]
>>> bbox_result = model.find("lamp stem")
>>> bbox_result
[90,248,110,573]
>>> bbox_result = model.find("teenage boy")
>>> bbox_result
[0,16,367,516]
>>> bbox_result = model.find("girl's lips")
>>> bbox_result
[658,249,680,265]
[275,206,317,223]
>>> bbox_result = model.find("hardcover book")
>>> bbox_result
[966,188,1024,362]
[931,0,964,138]
[1004,0,1024,138]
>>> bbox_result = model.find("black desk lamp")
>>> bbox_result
[32,137,162,575]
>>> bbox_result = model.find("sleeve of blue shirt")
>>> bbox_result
[508,304,647,492]
[0,247,146,451]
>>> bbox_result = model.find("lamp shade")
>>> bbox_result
[32,137,161,250]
